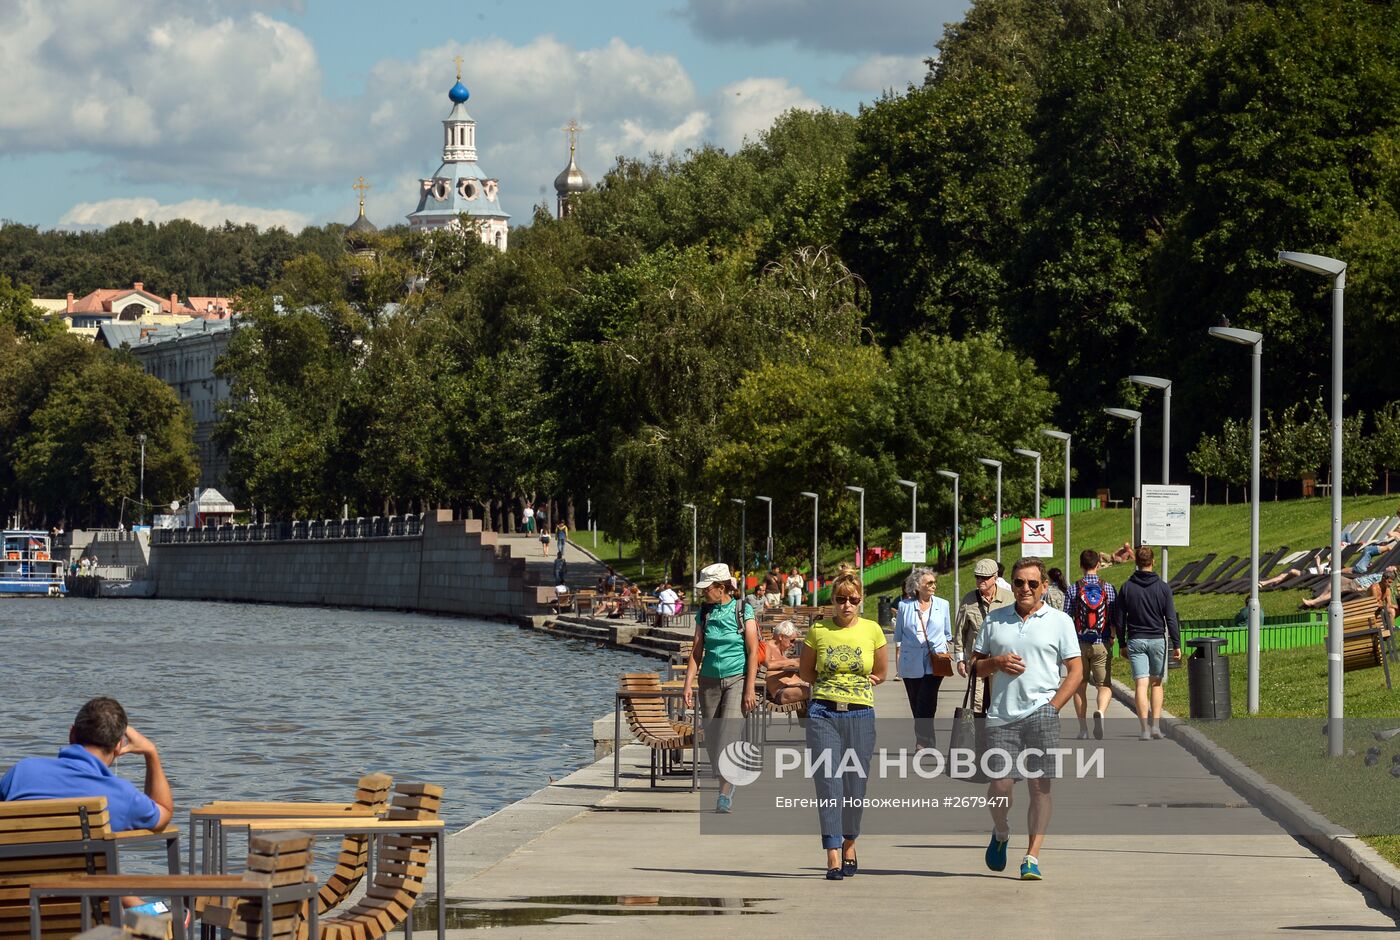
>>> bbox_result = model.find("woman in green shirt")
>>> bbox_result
[682,562,759,814]
[799,570,888,880]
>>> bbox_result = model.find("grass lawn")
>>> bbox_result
[1154,644,1400,866]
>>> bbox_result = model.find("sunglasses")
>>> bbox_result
[1012,578,1042,590]
[834,596,862,605]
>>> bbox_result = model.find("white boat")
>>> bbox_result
[1,530,67,596]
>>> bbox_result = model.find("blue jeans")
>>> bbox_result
[805,699,876,850]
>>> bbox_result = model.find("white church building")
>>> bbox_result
[406,67,510,249]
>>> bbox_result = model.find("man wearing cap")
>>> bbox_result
[954,558,1014,708]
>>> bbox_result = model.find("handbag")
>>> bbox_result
[949,663,991,783]
[916,602,955,677]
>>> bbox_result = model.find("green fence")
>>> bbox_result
[1178,613,1327,656]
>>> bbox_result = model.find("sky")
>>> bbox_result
[0,0,971,233]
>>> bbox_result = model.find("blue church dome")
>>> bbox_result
[448,80,470,103]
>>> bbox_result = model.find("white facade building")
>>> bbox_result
[110,318,236,490]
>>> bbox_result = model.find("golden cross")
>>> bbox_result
[564,119,580,154]
[352,176,371,214]
[454,55,464,80]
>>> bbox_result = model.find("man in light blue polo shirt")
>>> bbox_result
[0,697,172,833]
[972,556,1082,882]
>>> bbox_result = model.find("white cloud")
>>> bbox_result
[838,53,929,93]
[681,0,969,54]
[59,197,309,230]
[710,78,819,149]
[2,1,832,228]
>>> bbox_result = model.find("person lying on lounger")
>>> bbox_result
[1300,566,1396,609]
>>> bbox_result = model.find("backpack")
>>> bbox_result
[1074,579,1106,640]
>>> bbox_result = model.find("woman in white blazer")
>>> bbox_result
[893,566,951,750]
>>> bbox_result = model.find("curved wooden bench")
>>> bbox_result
[316,784,443,940]
[619,674,694,786]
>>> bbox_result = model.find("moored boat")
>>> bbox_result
[1,530,67,596]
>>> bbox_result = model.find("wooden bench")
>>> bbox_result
[207,784,445,940]
[1341,628,1392,689]
[190,772,392,914]
[30,831,315,940]
[0,798,179,940]
[1336,600,1394,689]
[618,674,695,787]
[315,784,443,940]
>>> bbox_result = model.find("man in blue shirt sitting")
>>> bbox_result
[1,696,172,833]
[2,698,174,911]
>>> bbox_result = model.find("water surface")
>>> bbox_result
[0,599,656,831]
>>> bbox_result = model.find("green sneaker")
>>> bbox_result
[1020,856,1042,880]
[984,832,1008,872]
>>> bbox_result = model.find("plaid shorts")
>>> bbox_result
[982,703,1063,780]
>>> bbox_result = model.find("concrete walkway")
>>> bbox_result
[425,680,1399,937]
[498,533,609,590]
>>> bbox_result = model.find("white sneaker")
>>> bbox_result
[1076,728,1090,740]
[1139,729,1153,741]
[1151,726,1165,740]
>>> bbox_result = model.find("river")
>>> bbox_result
[1,599,658,831]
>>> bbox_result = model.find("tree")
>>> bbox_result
[841,71,1032,340]
[0,275,61,339]
[1188,432,1221,506]
[13,352,197,525]
[1371,401,1400,496]
[1342,412,1376,496]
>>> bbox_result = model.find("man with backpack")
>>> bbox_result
[1066,548,1119,740]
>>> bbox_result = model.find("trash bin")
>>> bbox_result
[877,595,896,629]
[1185,637,1231,721]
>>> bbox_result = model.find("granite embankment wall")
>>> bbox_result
[150,510,553,620]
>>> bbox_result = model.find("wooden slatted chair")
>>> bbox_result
[187,832,318,940]
[313,774,391,914]
[618,674,695,787]
[0,797,117,940]
[315,783,444,940]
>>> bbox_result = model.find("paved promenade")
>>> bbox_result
[428,680,1398,938]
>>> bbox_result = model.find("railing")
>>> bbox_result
[1178,612,1327,656]
[153,515,423,545]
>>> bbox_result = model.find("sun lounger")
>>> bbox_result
[1167,554,1214,591]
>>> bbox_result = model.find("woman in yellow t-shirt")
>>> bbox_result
[799,571,888,880]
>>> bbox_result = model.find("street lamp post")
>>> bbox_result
[845,485,865,585]
[730,498,747,591]
[936,470,960,602]
[1013,449,1041,517]
[136,433,147,527]
[755,496,773,568]
[1280,249,1348,757]
[1104,408,1143,546]
[801,492,819,606]
[1129,375,1172,580]
[896,479,917,533]
[682,502,697,604]
[977,459,1003,563]
[1209,326,1263,714]
[1042,430,1072,579]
